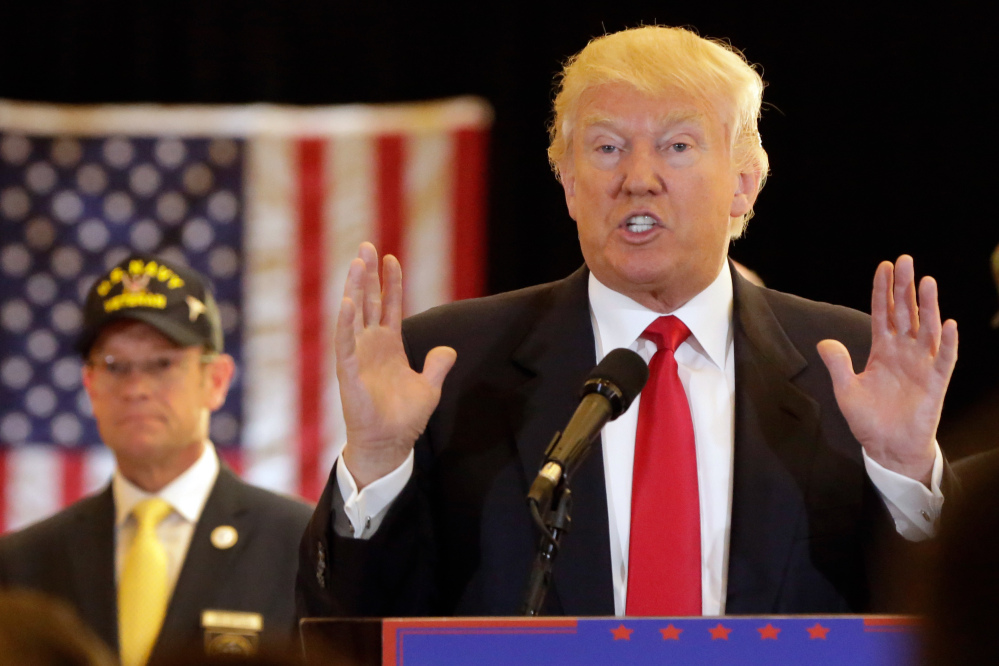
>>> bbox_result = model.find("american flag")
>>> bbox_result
[0,98,491,532]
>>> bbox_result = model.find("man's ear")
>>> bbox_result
[730,168,762,219]
[204,354,235,412]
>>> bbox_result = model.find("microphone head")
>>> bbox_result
[581,348,649,419]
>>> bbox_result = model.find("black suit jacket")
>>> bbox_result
[0,465,313,659]
[297,266,913,617]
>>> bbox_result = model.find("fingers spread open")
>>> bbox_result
[891,255,918,336]
[344,257,366,336]
[423,346,458,391]
[817,339,856,390]
[361,244,382,327]
[935,319,959,377]
[382,254,404,330]
[916,276,942,353]
[870,261,893,337]
[335,296,358,361]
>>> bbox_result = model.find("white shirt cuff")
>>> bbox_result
[863,442,944,541]
[335,449,414,539]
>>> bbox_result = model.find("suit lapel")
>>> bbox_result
[726,268,823,613]
[506,266,826,614]
[510,267,614,614]
[67,488,119,651]
[151,466,248,659]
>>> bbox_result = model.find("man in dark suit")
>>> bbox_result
[297,25,957,618]
[0,254,312,664]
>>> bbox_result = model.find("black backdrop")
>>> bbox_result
[3,1,996,456]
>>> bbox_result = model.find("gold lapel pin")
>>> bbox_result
[210,525,238,550]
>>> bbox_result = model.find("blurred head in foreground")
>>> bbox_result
[0,589,116,666]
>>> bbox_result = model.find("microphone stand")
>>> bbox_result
[521,482,572,616]
[519,350,649,615]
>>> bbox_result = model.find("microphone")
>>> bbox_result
[527,348,649,513]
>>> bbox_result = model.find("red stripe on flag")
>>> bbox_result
[218,448,243,476]
[61,449,85,506]
[451,128,489,301]
[297,138,326,502]
[376,135,405,264]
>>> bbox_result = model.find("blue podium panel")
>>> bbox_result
[382,616,920,666]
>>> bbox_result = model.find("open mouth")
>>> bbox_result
[623,214,660,234]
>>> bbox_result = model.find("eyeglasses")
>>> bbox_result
[88,352,217,385]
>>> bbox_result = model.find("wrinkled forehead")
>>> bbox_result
[570,83,734,143]
[577,108,709,137]
[89,319,184,356]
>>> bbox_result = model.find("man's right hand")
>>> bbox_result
[335,243,457,489]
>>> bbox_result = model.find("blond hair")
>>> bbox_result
[548,25,769,236]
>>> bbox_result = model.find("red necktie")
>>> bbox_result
[626,315,700,616]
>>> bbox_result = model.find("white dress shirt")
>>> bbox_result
[590,262,737,616]
[338,261,945,616]
[590,262,943,615]
[113,441,220,593]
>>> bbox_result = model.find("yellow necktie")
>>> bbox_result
[118,497,173,666]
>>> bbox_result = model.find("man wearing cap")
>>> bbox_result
[0,254,313,664]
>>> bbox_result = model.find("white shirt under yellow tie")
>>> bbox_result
[113,443,219,664]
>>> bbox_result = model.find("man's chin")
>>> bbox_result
[108,431,169,456]
[598,260,718,312]
[600,260,675,294]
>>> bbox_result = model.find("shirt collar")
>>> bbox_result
[588,260,734,369]
[113,441,220,527]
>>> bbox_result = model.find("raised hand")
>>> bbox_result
[817,255,958,485]
[335,243,457,488]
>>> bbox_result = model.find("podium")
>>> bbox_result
[300,615,920,665]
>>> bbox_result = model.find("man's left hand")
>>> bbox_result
[817,255,958,486]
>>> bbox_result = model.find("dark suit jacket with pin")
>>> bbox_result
[0,464,313,659]
[297,265,928,618]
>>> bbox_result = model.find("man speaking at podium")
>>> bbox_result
[297,26,957,617]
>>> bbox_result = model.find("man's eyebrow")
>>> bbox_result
[578,113,615,130]
[654,109,705,128]
[578,109,706,132]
